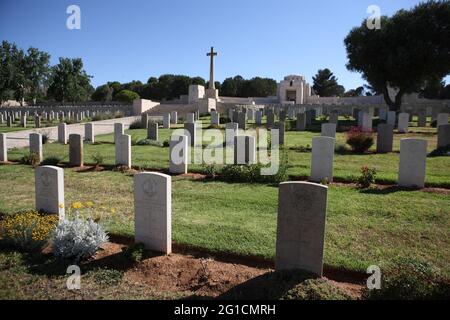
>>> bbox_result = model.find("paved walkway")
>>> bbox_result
[4,116,141,150]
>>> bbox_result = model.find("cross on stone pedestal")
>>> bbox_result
[207,47,217,90]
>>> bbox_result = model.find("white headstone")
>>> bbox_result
[169,135,188,174]
[437,124,450,148]
[85,123,95,142]
[29,133,43,163]
[186,113,195,124]
[211,111,220,125]
[115,134,131,168]
[361,112,372,132]
[114,123,124,144]
[58,123,67,144]
[35,165,65,220]
[398,138,427,188]
[437,113,449,127]
[321,123,337,138]
[184,122,196,147]
[0,133,7,162]
[276,181,327,276]
[310,136,335,183]
[134,172,171,254]
[170,111,178,124]
[163,114,171,129]
[234,136,256,164]
[225,122,238,146]
[386,111,396,127]
[398,113,409,133]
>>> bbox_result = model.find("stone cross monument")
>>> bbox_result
[206,47,219,99]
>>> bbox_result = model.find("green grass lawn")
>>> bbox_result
[0,164,449,276]
[1,116,449,278]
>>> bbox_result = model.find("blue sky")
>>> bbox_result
[0,0,430,90]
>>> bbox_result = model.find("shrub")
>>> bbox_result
[335,143,349,154]
[123,243,145,263]
[220,116,230,124]
[128,119,142,130]
[364,258,450,300]
[41,131,51,144]
[88,268,123,286]
[202,164,217,178]
[41,156,61,166]
[162,140,170,147]
[136,139,163,147]
[282,279,351,300]
[220,151,288,183]
[428,145,450,157]
[346,126,374,153]
[114,112,124,119]
[20,152,41,167]
[356,166,377,188]
[115,90,140,103]
[284,120,296,131]
[0,211,58,251]
[91,152,104,167]
[52,217,108,262]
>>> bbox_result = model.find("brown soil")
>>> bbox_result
[90,241,364,299]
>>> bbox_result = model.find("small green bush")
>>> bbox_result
[91,152,104,167]
[220,151,288,183]
[335,143,349,154]
[202,164,217,178]
[128,119,142,130]
[41,156,61,166]
[220,116,230,124]
[123,243,145,263]
[136,139,163,147]
[88,268,123,286]
[428,145,450,157]
[282,279,351,300]
[20,152,41,167]
[41,131,51,144]
[162,140,170,147]
[356,166,377,188]
[364,258,450,300]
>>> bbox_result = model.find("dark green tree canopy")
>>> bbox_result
[312,68,345,97]
[344,0,450,111]
[0,41,50,104]
[115,89,140,103]
[220,76,276,97]
[47,58,93,102]
[91,84,113,102]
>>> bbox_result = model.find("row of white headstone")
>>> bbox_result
[34,165,329,277]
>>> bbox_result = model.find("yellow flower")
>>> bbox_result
[59,203,65,209]
[71,202,84,210]
[110,208,116,214]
